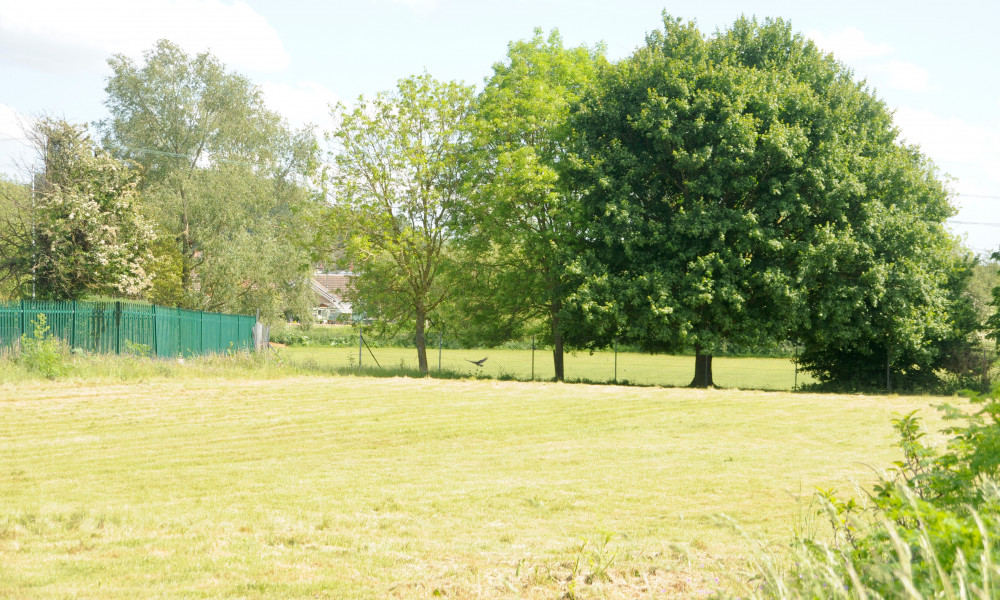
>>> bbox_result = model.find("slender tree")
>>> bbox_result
[455,29,605,381]
[329,73,475,373]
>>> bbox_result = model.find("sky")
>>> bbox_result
[1,0,997,253]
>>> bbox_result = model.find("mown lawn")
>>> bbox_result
[0,375,950,598]
[284,345,816,391]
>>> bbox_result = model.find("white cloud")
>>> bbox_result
[871,60,931,92]
[807,27,892,62]
[386,0,438,12]
[0,0,289,73]
[893,106,1000,175]
[0,104,35,180]
[0,104,31,142]
[259,80,341,130]
[808,28,934,94]
[893,105,1000,252]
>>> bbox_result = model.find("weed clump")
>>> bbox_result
[732,386,1000,599]
[17,314,68,379]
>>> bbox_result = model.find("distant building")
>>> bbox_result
[312,270,353,323]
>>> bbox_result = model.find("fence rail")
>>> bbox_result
[0,300,256,358]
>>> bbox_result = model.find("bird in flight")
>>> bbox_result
[466,357,488,367]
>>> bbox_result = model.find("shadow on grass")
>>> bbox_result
[290,357,795,392]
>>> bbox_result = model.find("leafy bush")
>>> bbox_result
[17,314,68,379]
[731,386,1000,599]
[268,323,357,347]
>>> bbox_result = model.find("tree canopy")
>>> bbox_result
[0,119,153,301]
[100,40,322,320]
[566,15,969,387]
[453,29,605,381]
[329,73,476,372]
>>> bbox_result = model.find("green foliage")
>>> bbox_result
[100,40,323,321]
[0,176,31,297]
[452,29,606,379]
[268,323,357,347]
[965,256,1000,325]
[566,15,968,389]
[740,387,1000,598]
[985,251,1000,349]
[0,120,153,300]
[122,339,152,358]
[329,73,477,372]
[18,314,68,379]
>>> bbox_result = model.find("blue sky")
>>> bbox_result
[1,0,997,252]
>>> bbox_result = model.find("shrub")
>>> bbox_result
[268,323,357,347]
[730,386,1000,599]
[17,314,68,379]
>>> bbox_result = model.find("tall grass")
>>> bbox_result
[0,347,295,384]
[725,386,1000,599]
[728,489,1000,599]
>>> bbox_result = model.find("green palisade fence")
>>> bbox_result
[0,300,255,357]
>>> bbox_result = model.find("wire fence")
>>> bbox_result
[283,327,810,391]
[0,299,256,358]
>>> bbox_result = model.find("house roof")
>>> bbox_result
[314,272,352,296]
[312,271,353,314]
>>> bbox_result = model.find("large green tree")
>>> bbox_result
[454,29,605,381]
[0,119,153,300]
[329,73,475,373]
[0,176,31,298]
[99,40,322,320]
[567,16,968,388]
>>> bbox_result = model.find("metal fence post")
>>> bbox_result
[115,301,122,355]
[886,348,891,392]
[794,346,799,391]
[438,330,442,372]
[152,304,158,357]
[70,300,76,350]
[531,335,535,381]
[703,353,708,388]
[614,338,618,384]
[358,323,363,370]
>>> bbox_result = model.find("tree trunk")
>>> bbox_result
[551,299,564,381]
[415,307,428,373]
[689,345,714,388]
[179,185,193,294]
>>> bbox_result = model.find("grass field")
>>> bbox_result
[0,373,951,598]
[284,346,817,391]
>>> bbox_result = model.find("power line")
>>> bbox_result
[950,220,1000,228]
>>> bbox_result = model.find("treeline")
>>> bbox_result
[1,16,997,390]
[0,39,324,323]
